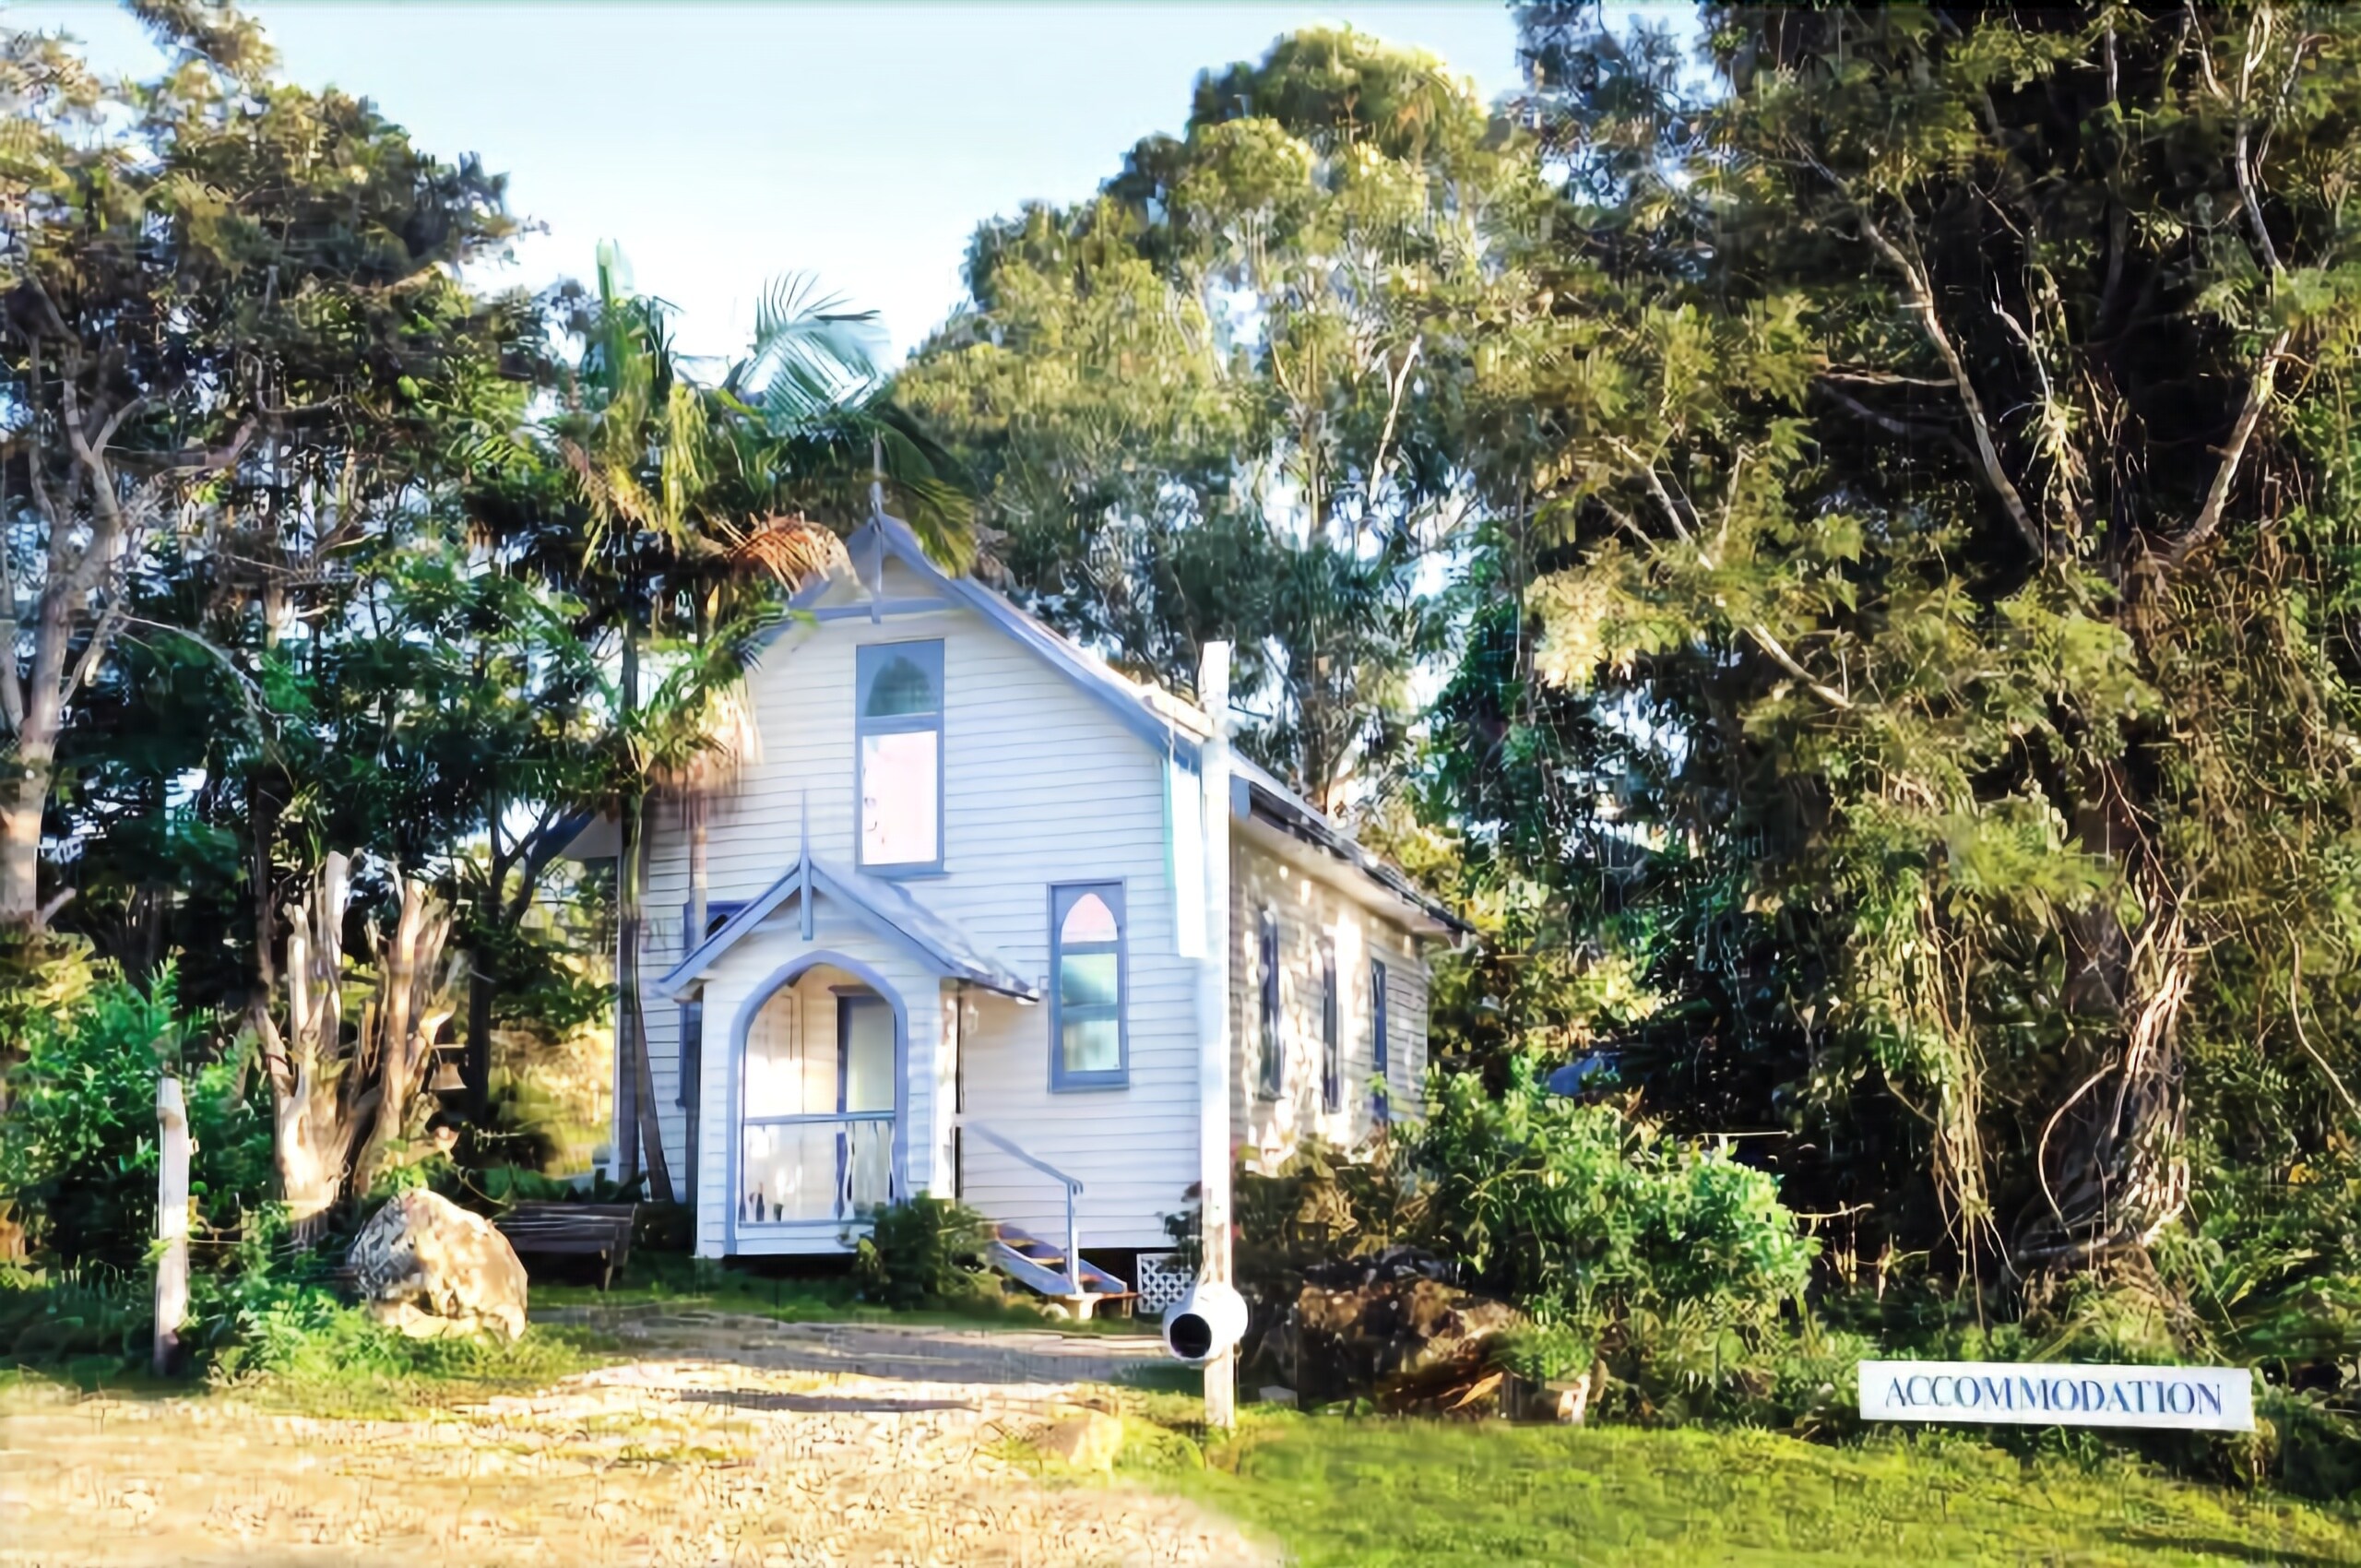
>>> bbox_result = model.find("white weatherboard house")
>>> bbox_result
[608,514,1464,1304]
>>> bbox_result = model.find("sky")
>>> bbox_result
[12,2,1534,366]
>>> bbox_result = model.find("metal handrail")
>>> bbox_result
[964,1122,1085,1295]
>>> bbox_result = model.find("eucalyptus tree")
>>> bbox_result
[900,27,1529,813]
[1481,2,2361,1288]
[0,4,520,936]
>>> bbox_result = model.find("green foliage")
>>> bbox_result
[6,0,535,936]
[900,26,1521,806]
[0,1264,148,1368]
[2156,1139,2361,1369]
[1416,1058,1815,1337]
[852,1196,1000,1312]
[1227,1138,1421,1311]
[0,932,99,1063]
[1216,1065,1823,1418]
[0,968,269,1269]
[205,1289,603,1411]
[1410,0,2361,1316]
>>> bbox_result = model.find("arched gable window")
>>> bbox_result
[857,640,943,871]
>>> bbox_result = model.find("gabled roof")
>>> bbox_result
[788,515,1468,937]
[789,513,1209,756]
[1228,754,1471,936]
[657,844,1038,1002]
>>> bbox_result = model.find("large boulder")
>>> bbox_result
[1272,1246,1526,1411]
[346,1189,528,1341]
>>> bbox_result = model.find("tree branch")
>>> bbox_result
[1853,210,2048,558]
[1745,623,1854,711]
[1816,382,1966,441]
[1605,438,1694,543]
[58,603,125,711]
[2168,327,2292,564]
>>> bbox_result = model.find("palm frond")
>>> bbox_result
[740,272,887,433]
[720,513,848,588]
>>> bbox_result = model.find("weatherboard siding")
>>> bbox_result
[1227,836,1430,1158]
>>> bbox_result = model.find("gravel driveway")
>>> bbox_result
[0,1314,1274,1567]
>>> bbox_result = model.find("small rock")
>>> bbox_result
[346,1189,528,1341]
[1546,1377,1591,1424]
[1257,1385,1298,1408]
[1038,1410,1125,1471]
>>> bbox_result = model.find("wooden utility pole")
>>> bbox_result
[153,1076,189,1377]
[1196,641,1238,1429]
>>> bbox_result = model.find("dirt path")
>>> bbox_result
[0,1315,1273,1568]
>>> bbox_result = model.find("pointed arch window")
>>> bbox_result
[1257,909,1283,1099]
[857,640,943,872]
[1050,882,1127,1090]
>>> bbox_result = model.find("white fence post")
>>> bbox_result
[154,1075,190,1377]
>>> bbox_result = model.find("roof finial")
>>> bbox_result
[869,433,885,521]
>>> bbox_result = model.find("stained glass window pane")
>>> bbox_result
[1060,892,1118,944]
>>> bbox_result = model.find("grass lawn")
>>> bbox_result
[1127,1414,2361,1567]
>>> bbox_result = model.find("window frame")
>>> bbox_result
[854,639,945,875]
[1320,937,1341,1113]
[1257,909,1283,1099]
[1370,956,1391,1122]
[1048,880,1129,1091]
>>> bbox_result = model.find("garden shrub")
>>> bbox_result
[0,968,270,1269]
[1217,1056,1824,1419]
[0,1263,149,1366]
[853,1196,998,1310]
[1229,1137,1418,1308]
[1414,1057,1815,1372]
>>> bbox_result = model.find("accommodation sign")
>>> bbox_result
[1857,1360,2253,1432]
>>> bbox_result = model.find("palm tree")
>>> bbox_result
[552,247,969,1200]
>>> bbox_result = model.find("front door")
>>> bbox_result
[838,994,895,1213]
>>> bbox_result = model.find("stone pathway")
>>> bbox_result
[542,1308,1180,1386]
[0,1317,1274,1567]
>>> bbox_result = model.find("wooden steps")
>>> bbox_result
[986,1224,1133,1316]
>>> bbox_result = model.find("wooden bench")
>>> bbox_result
[492,1202,637,1289]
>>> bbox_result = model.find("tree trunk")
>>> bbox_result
[465,954,495,1124]
[2013,746,2193,1268]
[353,873,453,1192]
[271,854,349,1227]
[0,734,54,926]
[2017,884,2192,1269]
[267,853,456,1221]
[614,629,641,1188]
